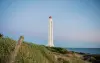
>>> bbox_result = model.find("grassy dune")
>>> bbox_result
[0,37,91,63]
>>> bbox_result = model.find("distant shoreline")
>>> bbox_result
[66,48,100,54]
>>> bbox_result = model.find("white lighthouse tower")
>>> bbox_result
[48,16,54,47]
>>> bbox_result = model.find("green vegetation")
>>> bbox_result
[83,54,100,63]
[0,37,56,63]
[46,47,68,54]
[0,37,16,63]
[0,33,3,38]
[0,36,92,63]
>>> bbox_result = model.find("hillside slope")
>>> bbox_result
[0,37,90,63]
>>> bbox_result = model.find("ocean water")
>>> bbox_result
[67,48,100,54]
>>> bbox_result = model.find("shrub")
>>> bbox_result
[46,47,68,54]
[0,33,3,38]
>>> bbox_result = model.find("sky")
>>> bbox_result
[0,0,100,48]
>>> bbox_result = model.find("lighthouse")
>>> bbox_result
[48,16,54,47]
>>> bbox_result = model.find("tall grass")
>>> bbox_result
[0,37,91,63]
[0,37,56,63]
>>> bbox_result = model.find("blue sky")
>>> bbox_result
[0,0,100,48]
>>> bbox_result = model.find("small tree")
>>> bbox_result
[0,33,3,38]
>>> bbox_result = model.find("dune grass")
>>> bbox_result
[0,37,56,63]
[0,37,91,63]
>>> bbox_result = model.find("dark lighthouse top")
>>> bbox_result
[49,16,52,19]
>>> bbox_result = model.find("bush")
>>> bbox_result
[0,34,3,38]
[46,47,68,54]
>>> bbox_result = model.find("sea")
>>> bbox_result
[67,48,100,54]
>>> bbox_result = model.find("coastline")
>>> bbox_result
[67,48,100,54]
